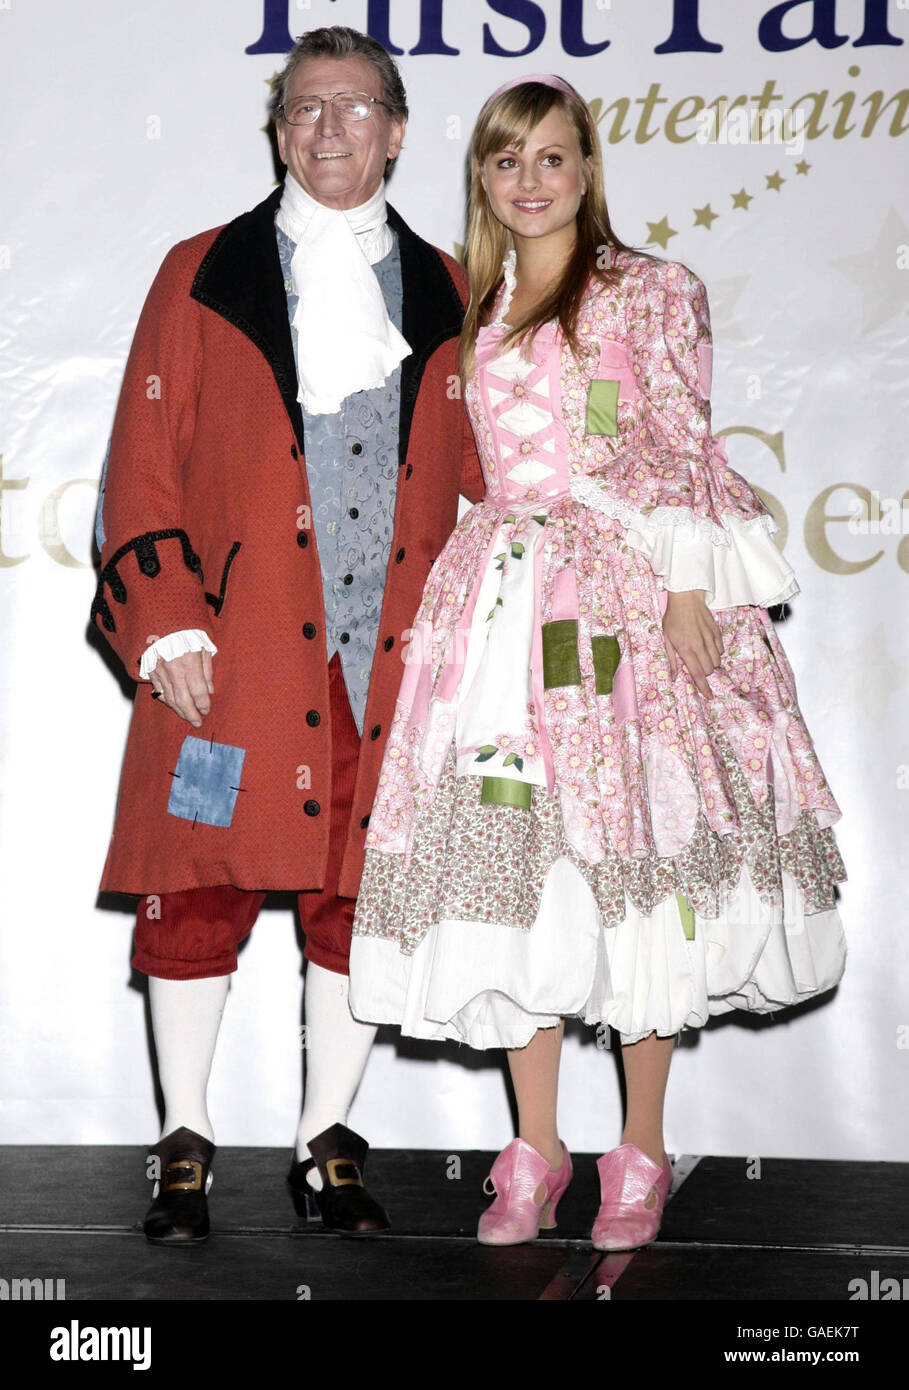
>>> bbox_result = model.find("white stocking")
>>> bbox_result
[295,963,378,1187]
[149,974,230,1143]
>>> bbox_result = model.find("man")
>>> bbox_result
[92,25,483,1243]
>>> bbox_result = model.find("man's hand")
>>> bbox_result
[149,649,215,727]
[662,590,723,698]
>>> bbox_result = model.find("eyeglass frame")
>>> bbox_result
[277,90,395,126]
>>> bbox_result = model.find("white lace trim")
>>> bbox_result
[139,629,218,680]
[569,474,798,609]
[489,249,518,330]
[569,472,779,548]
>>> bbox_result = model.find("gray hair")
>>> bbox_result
[269,25,409,126]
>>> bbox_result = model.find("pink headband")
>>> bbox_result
[484,73,579,105]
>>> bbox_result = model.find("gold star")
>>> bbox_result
[795,160,811,175]
[645,216,677,249]
[693,203,719,230]
[731,188,753,210]
[766,171,786,191]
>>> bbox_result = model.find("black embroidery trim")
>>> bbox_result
[91,528,203,634]
[205,542,242,616]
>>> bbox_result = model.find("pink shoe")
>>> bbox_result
[591,1143,673,1252]
[477,1138,573,1246]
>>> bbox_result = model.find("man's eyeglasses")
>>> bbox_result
[278,91,392,125]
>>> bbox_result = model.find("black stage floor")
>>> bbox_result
[2,1144,908,1310]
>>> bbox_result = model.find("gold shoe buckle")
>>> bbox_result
[162,1159,204,1192]
[325,1157,363,1188]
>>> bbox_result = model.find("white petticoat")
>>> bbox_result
[348,857,846,1049]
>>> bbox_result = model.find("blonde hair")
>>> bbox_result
[460,79,638,380]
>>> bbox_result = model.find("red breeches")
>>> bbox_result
[132,652,360,979]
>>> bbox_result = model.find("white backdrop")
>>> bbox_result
[1,0,907,1160]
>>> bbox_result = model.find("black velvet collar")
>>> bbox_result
[189,183,465,465]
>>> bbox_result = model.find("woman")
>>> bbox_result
[347,74,847,1249]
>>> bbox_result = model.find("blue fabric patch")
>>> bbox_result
[167,737,247,828]
[95,437,111,549]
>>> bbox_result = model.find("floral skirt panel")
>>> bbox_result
[348,494,847,1049]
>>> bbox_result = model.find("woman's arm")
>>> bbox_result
[572,257,798,611]
[571,258,799,693]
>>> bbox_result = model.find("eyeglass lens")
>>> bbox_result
[284,92,373,124]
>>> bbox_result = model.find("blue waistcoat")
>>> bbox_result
[275,220,403,737]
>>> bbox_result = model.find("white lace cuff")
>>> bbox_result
[139,629,218,680]
[569,475,799,610]
[637,514,800,609]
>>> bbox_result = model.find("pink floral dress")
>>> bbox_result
[347,247,847,1049]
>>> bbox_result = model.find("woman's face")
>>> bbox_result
[480,105,589,244]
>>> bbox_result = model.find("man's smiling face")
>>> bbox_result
[276,55,405,210]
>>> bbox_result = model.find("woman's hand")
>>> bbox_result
[662,590,723,698]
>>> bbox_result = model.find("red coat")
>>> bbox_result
[93,187,484,896]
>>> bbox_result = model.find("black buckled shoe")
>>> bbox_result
[287,1123,390,1234]
[143,1126,215,1245]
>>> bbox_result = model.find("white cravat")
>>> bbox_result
[275,171,411,416]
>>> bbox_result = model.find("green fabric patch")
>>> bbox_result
[481,776,532,809]
[586,378,620,436]
[542,619,582,688]
[592,634,621,695]
[676,892,696,942]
